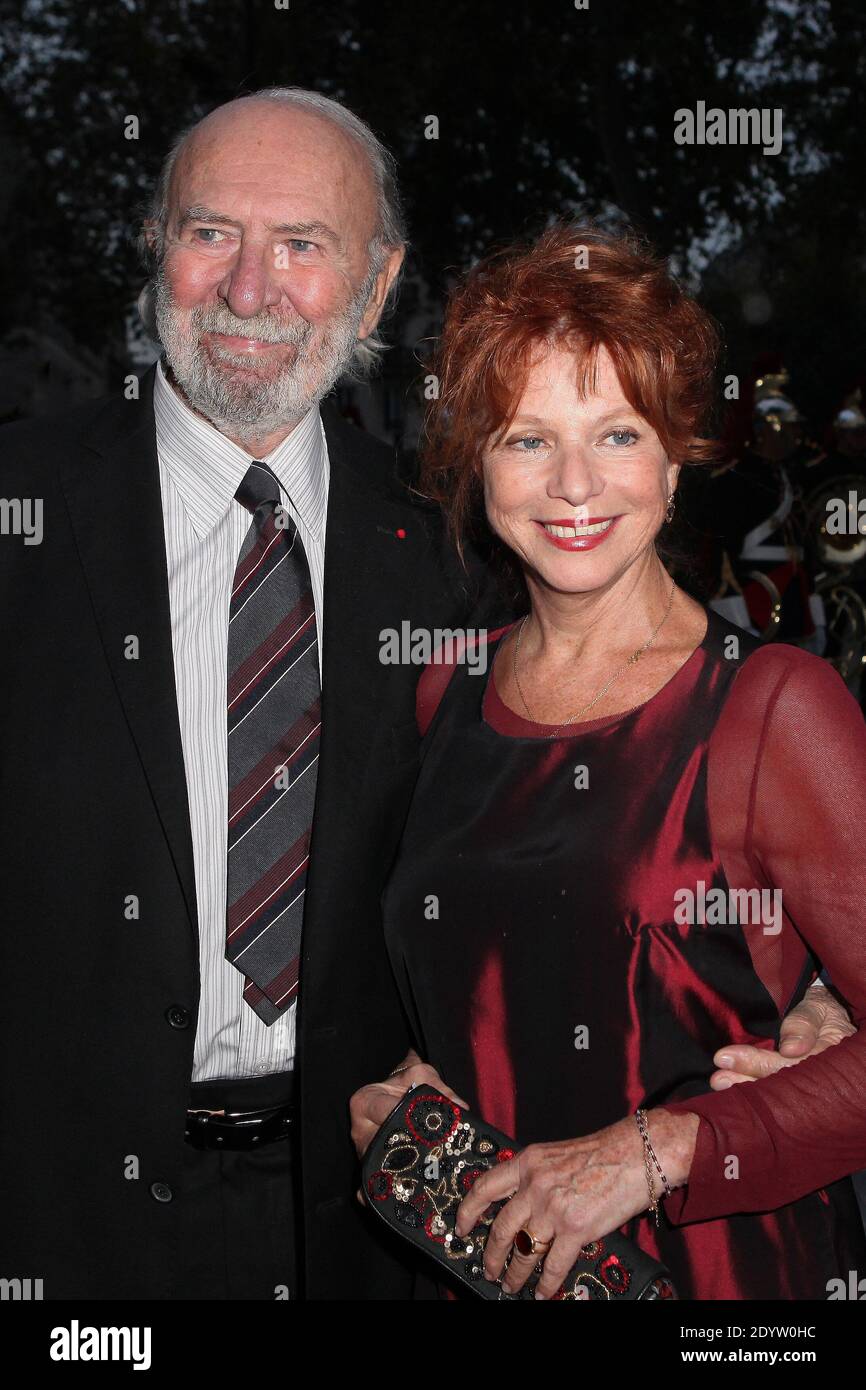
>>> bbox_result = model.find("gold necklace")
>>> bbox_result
[512,580,677,735]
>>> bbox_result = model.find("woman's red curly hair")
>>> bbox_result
[418,221,722,566]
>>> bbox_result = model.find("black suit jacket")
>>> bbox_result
[0,365,510,1299]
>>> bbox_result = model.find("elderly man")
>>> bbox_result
[0,87,853,1302]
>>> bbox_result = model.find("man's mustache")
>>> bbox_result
[191,308,313,347]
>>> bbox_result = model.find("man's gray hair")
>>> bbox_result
[137,86,407,377]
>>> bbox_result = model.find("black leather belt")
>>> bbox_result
[185,1072,296,1150]
[185,1101,294,1150]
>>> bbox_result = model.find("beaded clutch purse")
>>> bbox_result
[362,1087,677,1301]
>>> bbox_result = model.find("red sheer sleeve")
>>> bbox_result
[660,642,866,1223]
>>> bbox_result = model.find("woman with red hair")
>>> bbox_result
[353,224,866,1300]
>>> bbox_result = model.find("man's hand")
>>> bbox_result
[711,983,855,1089]
[349,1049,469,1164]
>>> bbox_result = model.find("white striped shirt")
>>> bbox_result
[153,357,329,1081]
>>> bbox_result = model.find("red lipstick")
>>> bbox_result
[534,515,619,552]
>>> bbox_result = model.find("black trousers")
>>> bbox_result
[172,1072,299,1300]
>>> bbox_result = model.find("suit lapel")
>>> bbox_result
[59,366,198,942]
[313,409,431,862]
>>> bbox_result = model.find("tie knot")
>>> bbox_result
[235,460,282,514]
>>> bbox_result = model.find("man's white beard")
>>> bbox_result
[153,267,371,442]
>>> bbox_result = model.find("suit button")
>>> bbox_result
[150,1182,173,1203]
[165,1005,191,1029]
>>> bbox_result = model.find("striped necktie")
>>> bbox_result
[225,459,321,1025]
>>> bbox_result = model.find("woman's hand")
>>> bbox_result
[454,1108,699,1300]
[349,1049,469,1161]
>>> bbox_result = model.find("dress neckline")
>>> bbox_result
[482,608,713,739]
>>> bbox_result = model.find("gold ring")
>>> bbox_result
[513,1227,551,1258]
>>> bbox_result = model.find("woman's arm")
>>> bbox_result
[659,644,866,1223]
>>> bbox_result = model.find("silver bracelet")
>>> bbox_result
[635,1108,672,1226]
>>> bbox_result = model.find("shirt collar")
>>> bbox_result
[153,357,328,541]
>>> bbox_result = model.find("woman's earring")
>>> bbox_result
[665,491,676,523]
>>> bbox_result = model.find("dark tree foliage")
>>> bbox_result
[0,0,862,422]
